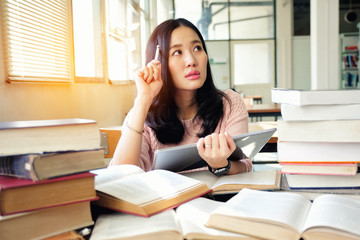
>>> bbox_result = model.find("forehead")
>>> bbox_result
[170,26,201,46]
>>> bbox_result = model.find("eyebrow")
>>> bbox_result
[169,39,202,51]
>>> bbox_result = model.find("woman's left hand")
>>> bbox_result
[197,132,236,169]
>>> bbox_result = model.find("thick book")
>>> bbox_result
[91,165,211,217]
[0,118,101,156]
[280,103,360,121]
[280,162,359,176]
[181,169,281,194]
[277,141,360,163]
[271,88,360,106]
[0,172,97,216]
[0,201,93,240]
[0,149,106,181]
[90,197,254,240]
[206,188,360,240]
[277,119,360,142]
[284,173,360,189]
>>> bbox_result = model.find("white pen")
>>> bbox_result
[155,45,160,61]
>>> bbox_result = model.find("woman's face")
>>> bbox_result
[168,26,208,92]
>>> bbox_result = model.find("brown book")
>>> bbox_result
[0,201,93,240]
[0,118,101,156]
[0,172,97,216]
[92,165,211,217]
[0,149,106,181]
[207,188,360,240]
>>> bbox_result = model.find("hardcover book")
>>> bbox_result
[0,172,97,216]
[92,165,211,217]
[0,118,101,156]
[207,188,360,240]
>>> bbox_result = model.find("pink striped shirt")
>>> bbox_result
[140,89,251,172]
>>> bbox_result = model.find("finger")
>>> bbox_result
[197,138,205,154]
[204,135,212,150]
[218,133,229,150]
[143,67,149,81]
[211,133,219,149]
[154,63,161,81]
[225,132,236,152]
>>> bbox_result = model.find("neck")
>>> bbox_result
[175,90,197,120]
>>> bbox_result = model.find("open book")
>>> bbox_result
[89,197,255,240]
[91,165,211,217]
[206,188,360,240]
[181,169,281,194]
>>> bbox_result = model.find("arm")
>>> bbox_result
[109,60,162,167]
[196,90,251,174]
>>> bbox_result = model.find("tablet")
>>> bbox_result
[152,128,277,172]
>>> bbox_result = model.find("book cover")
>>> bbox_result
[0,118,101,156]
[0,201,94,240]
[277,120,360,142]
[280,104,360,121]
[92,165,211,217]
[0,149,106,181]
[206,188,360,240]
[0,172,97,216]
[271,88,360,106]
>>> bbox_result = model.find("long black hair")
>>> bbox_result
[145,18,230,144]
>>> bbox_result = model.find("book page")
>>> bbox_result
[91,165,144,186]
[211,170,279,189]
[181,170,218,189]
[302,194,360,236]
[90,210,181,240]
[210,189,312,233]
[95,169,205,205]
[176,197,249,238]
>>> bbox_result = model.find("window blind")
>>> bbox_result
[2,0,73,83]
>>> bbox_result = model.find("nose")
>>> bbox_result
[185,51,198,67]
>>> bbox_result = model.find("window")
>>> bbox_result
[1,0,73,83]
[2,0,150,84]
[174,0,276,87]
[72,0,147,84]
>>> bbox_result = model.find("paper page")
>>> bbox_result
[95,169,204,206]
[211,189,312,233]
[211,170,279,189]
[176,197,247,238]
[90,210,181,240]
[181,170,218,189]
[91,165,144,186]
[302,194,360,236]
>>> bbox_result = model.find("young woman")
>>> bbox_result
[109,18,251,175]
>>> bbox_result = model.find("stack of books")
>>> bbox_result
[271,88,360,191]
[0,118,106,240]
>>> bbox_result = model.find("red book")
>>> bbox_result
[0,172,97,216]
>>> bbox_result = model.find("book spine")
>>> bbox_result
[0,155,36,180]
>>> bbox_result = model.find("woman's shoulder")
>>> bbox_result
[223,88,243,103]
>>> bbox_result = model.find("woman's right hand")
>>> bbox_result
[135,59,163,103]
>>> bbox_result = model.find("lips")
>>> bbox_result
[185,70,201,80]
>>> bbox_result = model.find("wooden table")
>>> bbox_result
[246,103,281,121]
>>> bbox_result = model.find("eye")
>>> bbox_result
[194,45,202,51]
[172,50,182,56]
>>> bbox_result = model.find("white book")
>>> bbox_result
[206,188,360,240]
[277,120,360,142]
[280,103,360,121]
[284,173,360,189]
[277,141,360,163]
[90,197,253,240]
[271,88,360,106]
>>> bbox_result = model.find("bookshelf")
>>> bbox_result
[340,33,359,89]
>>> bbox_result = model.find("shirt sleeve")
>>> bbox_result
[222,89,249,136]
[222,89,252,172]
